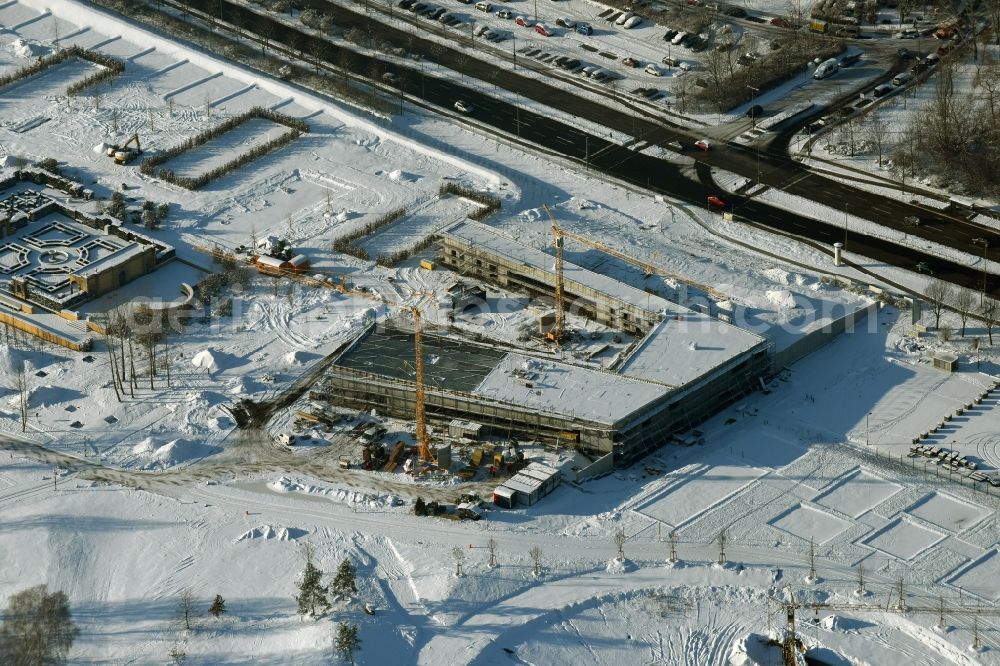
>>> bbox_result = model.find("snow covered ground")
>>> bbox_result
[0,1,999,664]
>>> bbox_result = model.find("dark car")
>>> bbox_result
[723,6,746,17]
[663,29,678,40]
[397,0,415,7]
[916,261,934,274]
[873,84,894,98]
[745,104,763,118]
[430,6,446,17]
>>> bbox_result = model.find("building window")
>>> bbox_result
[451,249,458,256]
[476,260,482,267]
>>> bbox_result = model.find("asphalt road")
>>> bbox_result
[171,0,1000,294]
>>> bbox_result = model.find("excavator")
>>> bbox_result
[106,133,141,165]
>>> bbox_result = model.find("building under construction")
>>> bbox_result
[311,220,771,465]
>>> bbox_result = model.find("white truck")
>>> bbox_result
[812,58,839,80]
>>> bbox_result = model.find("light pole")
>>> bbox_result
[866,411,871,446]
[844,203,849,250]
[747,85,760,185]
[973,237,989,305]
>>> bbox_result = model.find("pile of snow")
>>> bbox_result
[191,349,219,373]
[268,476,397,508]
[0,155,21,169]
[133,438,220,469]
[765,289,805,310]
[9,38,47,59]
[605,557,634,574]
[93,142,112,155]
[236,525,308,542]
[284,350,309,365]
[820,614,840,630]
[335,210,352,223]
[0,344,20,374]
[728,634,785,666]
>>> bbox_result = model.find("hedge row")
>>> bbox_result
[0,45,125,96]
[332,206,407,261]
[374,234,439,268]
[438,183,502,221]
[139,106,309,189]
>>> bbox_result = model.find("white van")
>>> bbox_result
[475,1,491,9]
[812,57,839,80]
[615,11,634,26]
[623,15,642,29]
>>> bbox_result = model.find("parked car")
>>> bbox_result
[694,138,710,150]
[496,8,512,17]
[474,23,489,36]
[668,140,686,151]
[560,58,581,70]
[615,11,635,26]
[873,84,894,97]
[745,104,763,118]
[622,57,639,67]
[663,29,678,41]
[723,6,746,17]
[515,15,532,27]
[892,72,912,86]
[535,23,552,36]
[623,15,642,29]
[854,98,874,109]
[410,2,427,12]
[397,0,414,7]
[429,6,446,18]
[915,261,934,274]
[671,31,688,45]
[707,195,727,207]
[453,100,472,113]
[555,17,576,27]
[581,65,598,77]
[576,23,592,35]
[475,1,491,10]
[769,16,789,27]
[645,63,662,76]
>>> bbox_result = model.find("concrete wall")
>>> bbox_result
[440,238,660,336]
[770,302,877,371]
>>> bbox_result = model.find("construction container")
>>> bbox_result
[449,419,483,440]
[288,254,310,273]
[419,259,435,270]
[255,255,289,276]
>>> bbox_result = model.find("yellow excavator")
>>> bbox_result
[106,133,141,164]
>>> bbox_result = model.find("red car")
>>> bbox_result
[535,23,552,36]
[622,56,639,67]
[694,138,710,151]
[707,195,727,208]
[515,15,532,27]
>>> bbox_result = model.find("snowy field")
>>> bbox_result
[0,1,999,664]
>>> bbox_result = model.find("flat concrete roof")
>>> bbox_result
[336,327,506,392]
[473,352,668,425]
[441,220,673,315]
[617,311,767,387]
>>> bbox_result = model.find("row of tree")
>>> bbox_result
[295,546,362,663]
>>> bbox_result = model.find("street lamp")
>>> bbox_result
[973,237,989,306]
[844,203,849,250]
[866,411,871,446]
[747,85,760,185]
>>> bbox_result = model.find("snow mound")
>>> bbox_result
[93,142,111,155]
[0,155,21,169]
[9,38,47,59]
[336,210,353,223]
[605,557,635,574]
[236,525,308,543]
[131,437,160,455]
[270,476,306,493]
[820,614,839,630]
[728,634,784,666]
[135,439,220,469]
[192,349,219,372]
[0,344,20,374]
[765,289,805,310]
[285,350,309,365]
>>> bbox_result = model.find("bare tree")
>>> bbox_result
[451,546,465,577]
[925,279,954,329]
[178,589,196,631]
[717,530,727,566]
[0,585,78,665]
[613,528,626,561]
[855,564,865,595]
[486,538,497,568]
[529,545,543,577]
[955,288,975,336]
[866,116,890,167]
[14,361,28,432]
[980,300,999,346]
